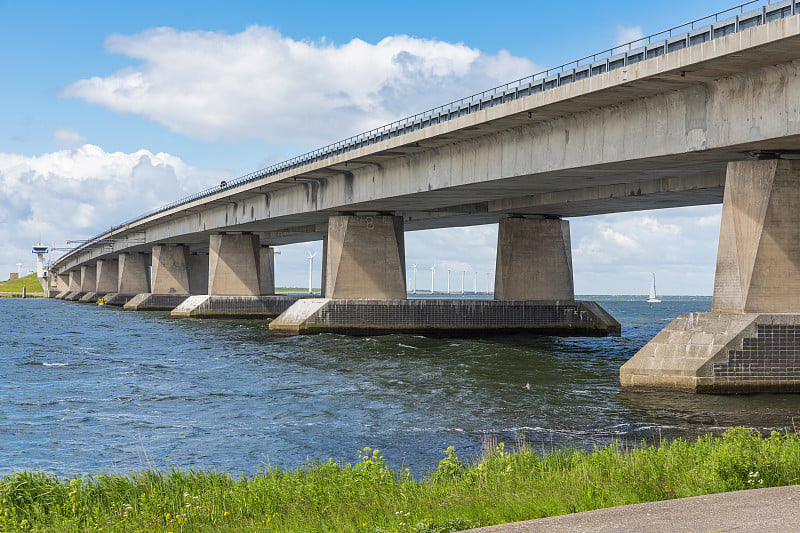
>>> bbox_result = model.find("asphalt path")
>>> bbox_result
[462,485,800,532]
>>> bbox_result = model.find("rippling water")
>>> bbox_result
[3,295,800,477]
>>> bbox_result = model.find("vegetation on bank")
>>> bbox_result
[0,273,44,295]
[1,428,798,532]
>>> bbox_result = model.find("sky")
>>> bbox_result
[0,0,745,294]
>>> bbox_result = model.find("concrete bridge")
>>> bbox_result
[49,0,800,392]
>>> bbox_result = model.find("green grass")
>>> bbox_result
[0,273,44,295]
[1,428,799,532]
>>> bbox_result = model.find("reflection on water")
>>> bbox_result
[1,295,798,478]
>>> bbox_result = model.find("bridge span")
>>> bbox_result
[49,1,800,392]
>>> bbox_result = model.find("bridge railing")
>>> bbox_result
[57,0,798,264]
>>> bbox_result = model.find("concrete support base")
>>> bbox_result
[78,292,101,303]
[269,299,620,337]
[53,291,69,299]
[98,293,137,307]
[64,291,87,301]
[621,313,800,393]
[170,295,299,318]
[123,293,190,311]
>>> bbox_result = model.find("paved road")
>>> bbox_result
[462,485,800,532]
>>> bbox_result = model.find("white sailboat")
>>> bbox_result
[647,272,661,303]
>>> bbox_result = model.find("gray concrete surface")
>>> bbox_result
[462,485,800,533]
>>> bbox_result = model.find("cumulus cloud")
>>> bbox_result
[60,26,540,145]
[0,145,215,275]
[615,25,644,47]
[53,128,85,149]
[571,205,722,295]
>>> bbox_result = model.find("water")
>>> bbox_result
[3,295,800,478]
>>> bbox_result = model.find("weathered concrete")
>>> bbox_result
[64,291,87,301]
[53,290,70,299]
[68,271,80,292]
[269,298,620,337]
[80,265,97,293]
[78,292,101,303]
[325,215,406,299]
[170,295,299,318]
[95,259,118,294]
[56,274,69,293]
[208,233,261,296]
[621,160,800,392]
[713,160,800,313]
[124,293,190,311]
[189,252,209,295]
[99,293,137,307]
[151,245,190,295]
[117,253,149,295]
[495,217,573,301]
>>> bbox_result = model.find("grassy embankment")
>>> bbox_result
[0,273,44,296]
[1,428,799,532]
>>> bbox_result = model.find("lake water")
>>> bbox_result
[3,295,800,478]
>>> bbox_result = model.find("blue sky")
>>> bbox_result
[0,0,742,294]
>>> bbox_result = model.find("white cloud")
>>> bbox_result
[60,26,540,145]
[0,145,215,275]
[615,25,644,47]
[53,128,85,149]
[571,205,722,295]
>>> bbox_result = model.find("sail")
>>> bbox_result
[647,273,661,302]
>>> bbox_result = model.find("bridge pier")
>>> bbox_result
[124,245,192,311]
[495,217,573,301]
[63,270,84,300]
[270,215,619,336]
[622,159,800,392]
[93,258,118,303]
[171,234,296,318]
[102,252,149,306]
[325,215,407,299]
[53,273,70,298]
[76,264,98,302]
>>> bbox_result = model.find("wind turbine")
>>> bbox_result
[16,263,22,277]
[430,265,436,294]
[446,269,451,294]
[411,264,417,294]
[461,270,466,294]
[306,250,317,294]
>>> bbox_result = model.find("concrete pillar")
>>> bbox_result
[494,217,574,301]
[189,252,209,295]
[713,159,800,313]
[95,259,118,293]
[68,271,81,291]
[118,253,149,294]
[259,246,275,296]
[324,215,406,299]
[151,245,190,295]
[208,233,261,296]
[80,264,97,292]
[57,273,70,292]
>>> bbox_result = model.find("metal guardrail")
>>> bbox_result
[58,0,798,264]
